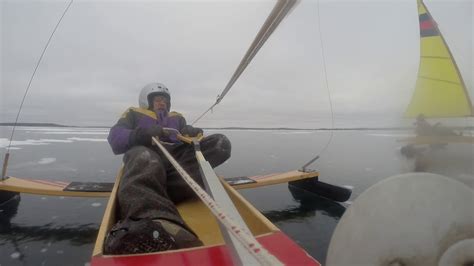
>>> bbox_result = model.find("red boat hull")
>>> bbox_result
[91,231,320,266]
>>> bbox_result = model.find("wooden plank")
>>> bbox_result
[92,169,121,256]
[0,177,110,197]
[0,170,319,197]
[226,170,319,190]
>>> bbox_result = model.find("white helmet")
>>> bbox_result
[138,82,171,110]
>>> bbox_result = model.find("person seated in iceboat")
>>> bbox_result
[104,82,231,254]
[414,114,460,137]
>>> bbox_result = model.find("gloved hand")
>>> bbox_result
[181,125,203,137]
[130,126,166,146]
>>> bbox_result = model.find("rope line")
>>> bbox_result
[192,0,298,125]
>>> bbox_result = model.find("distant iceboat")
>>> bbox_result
[401,0,473,146]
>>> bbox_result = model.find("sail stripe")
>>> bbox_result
[417,76,463,86]
[418,13,431,22]
[419,19,435,30]
[418,7,439,37]
[420,29,439,37]
[421,56,451,60]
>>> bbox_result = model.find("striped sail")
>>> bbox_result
[405,0,473,117]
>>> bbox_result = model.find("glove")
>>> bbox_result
[130,126,166,146]
[181,125,203,137]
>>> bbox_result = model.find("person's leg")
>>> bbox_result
[117,146,184,224]
[165,134,231,203]
[104,146,201,254]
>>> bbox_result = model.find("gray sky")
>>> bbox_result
[1,0,472,128]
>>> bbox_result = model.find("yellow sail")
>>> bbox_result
[405,0,473,117]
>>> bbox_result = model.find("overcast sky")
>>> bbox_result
[1,0,472,128]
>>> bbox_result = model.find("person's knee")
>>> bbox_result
[212,134,231,160]
[202,134,231,168]
[124,146,161,165]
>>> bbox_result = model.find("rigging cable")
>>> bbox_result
[301,0,335,171]
[191,0,298,125]
[2,0,74,179]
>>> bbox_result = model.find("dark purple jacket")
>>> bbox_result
[108,107,187,154]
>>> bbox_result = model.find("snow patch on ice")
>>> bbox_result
[10,252,21,259]
[0,135,106,150]
[0,138,48,148]
[43,131,108,135]
[16,127,108,134]
[91,202,102,207]
[272,131,316,135]
[367,133,413,138]
[38,158,56,165]
[67,137,107,142]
